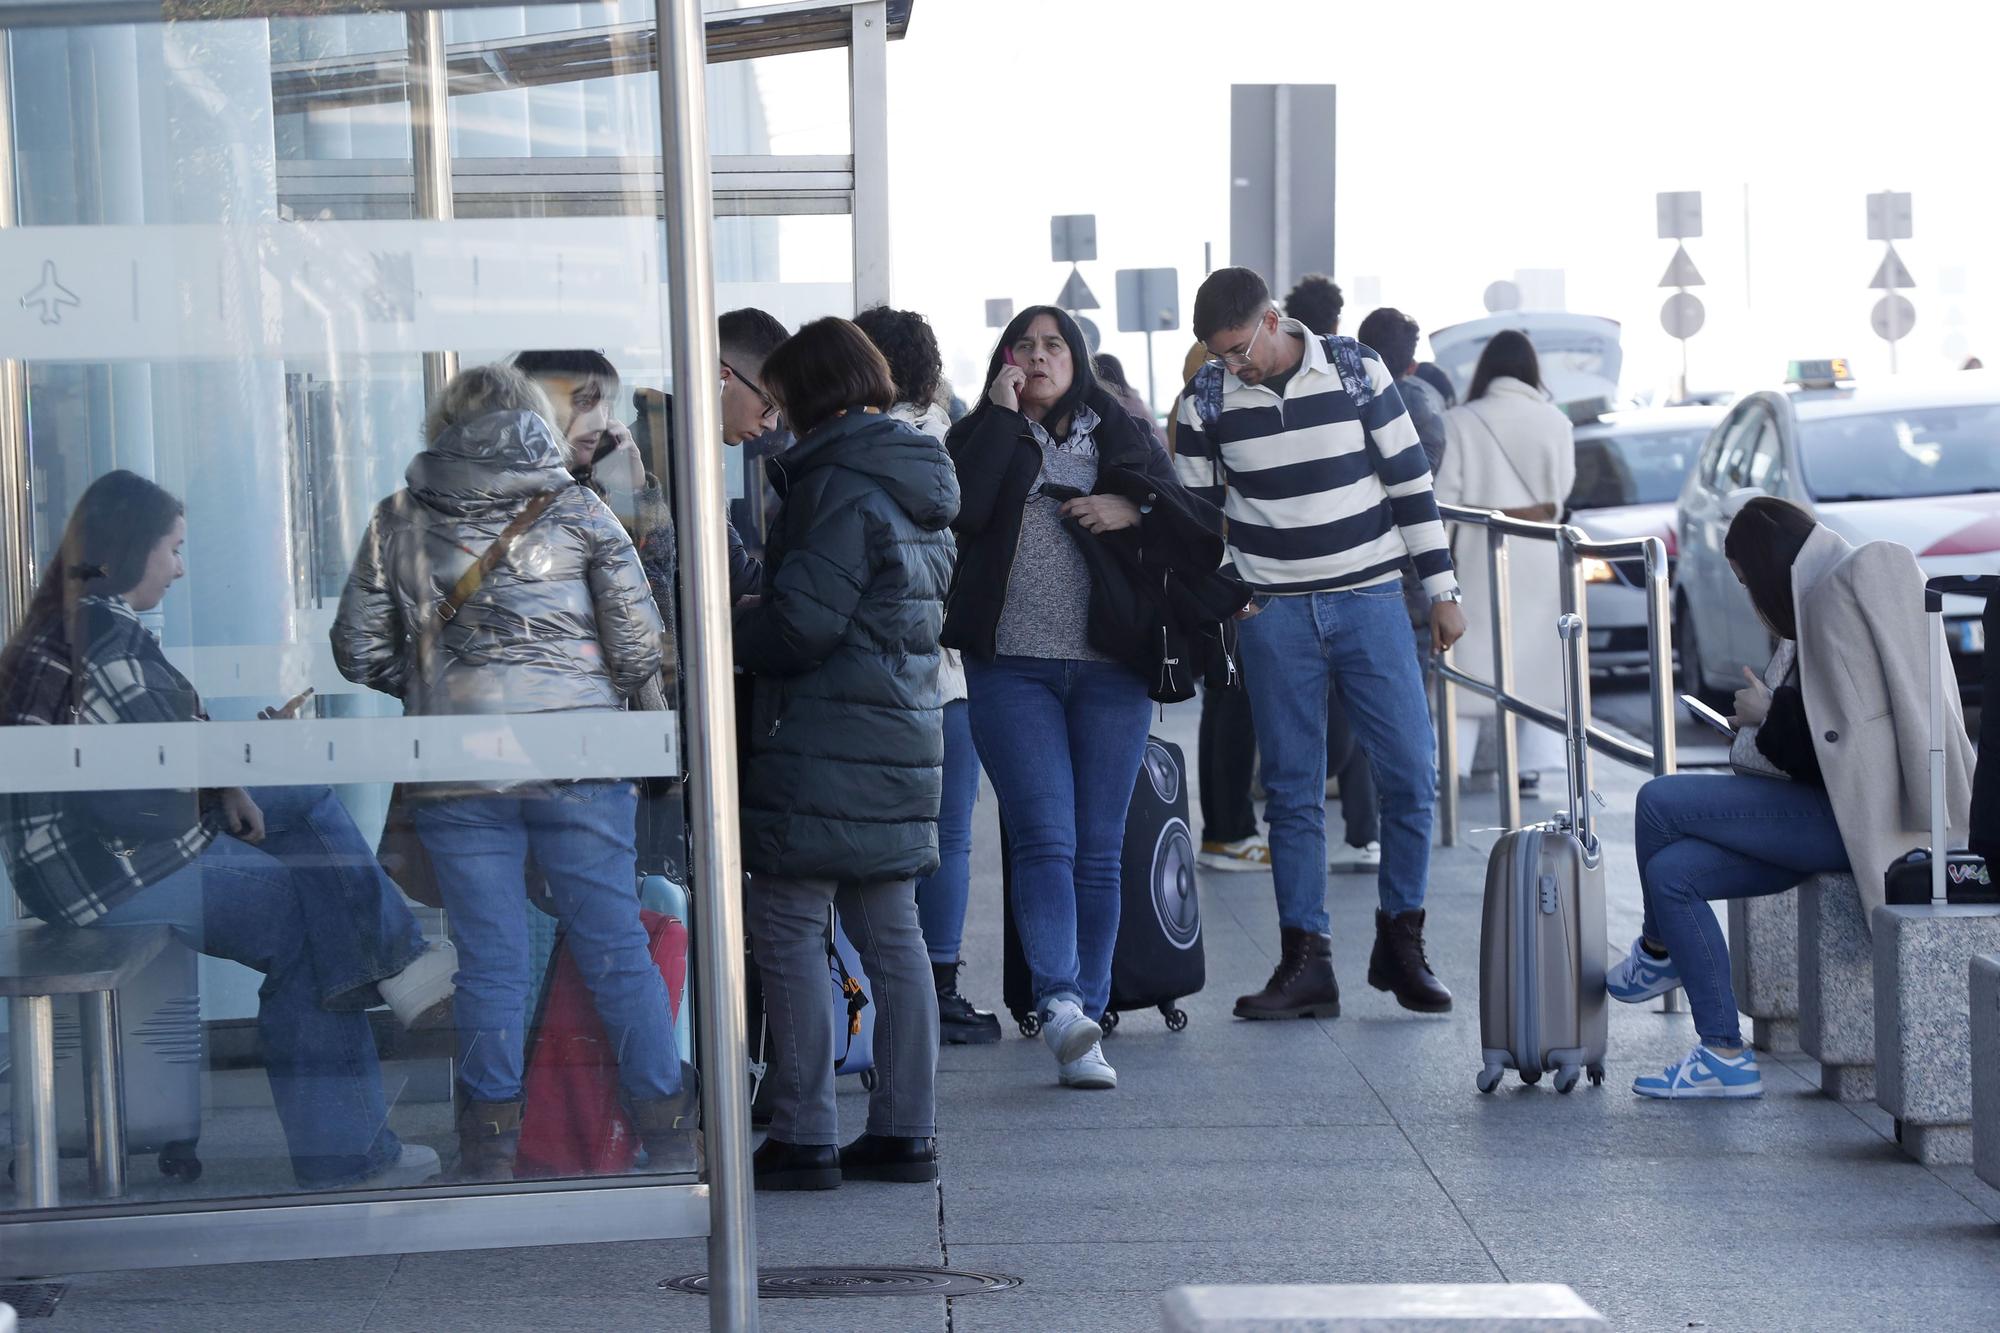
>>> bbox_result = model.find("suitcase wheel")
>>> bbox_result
[858,1070,878,1093]
[1101,1010,1121,1035]
[1554,1067,1581,1095]
[1161,1006,1188,1033]
[1015,1011,1041,1038]
[1587,1064,1606,1088]
[1519,1069,1541,1086]
[1475,1066,1504,1095]
[159,1141,203,1183]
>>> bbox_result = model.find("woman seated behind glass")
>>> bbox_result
[0,470,455,1191]
[331,363,695,1182]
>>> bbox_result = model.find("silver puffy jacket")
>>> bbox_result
[331,409,663,716]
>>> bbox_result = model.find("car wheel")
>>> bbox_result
[1677,598,1726,709]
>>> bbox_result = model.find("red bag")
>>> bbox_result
[516,909,688,1178]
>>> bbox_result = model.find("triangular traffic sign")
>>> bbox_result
[1657,244,1705,289]
[1870,246,1916,290]
[1056,266,1099,311]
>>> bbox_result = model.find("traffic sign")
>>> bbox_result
[1872,294,1917,341]
[1074,314,1102,354]
[985,298,1015,329]
[1867,191,1913,242]
[1114,268,1179,333]
[1056,267,1099,312]
[1483,280,1521,313]
[1661,291,1706,339]
[1869,247,1916,290]
[1658,245,1706,289]
[1051,215,1097,263]
[1656,191,1703,240]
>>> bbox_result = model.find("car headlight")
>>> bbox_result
[1581,557,1616,584]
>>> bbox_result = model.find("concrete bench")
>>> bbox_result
[1973,953,2000,1193]
[1730,886,1799,1052]
[1162,1284,1607,1331]
[1871,905,2000,1165]
[2,921,173,1209]
[1797,872,1875,1100]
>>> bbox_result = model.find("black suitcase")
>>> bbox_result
[1001,736,1204,1035]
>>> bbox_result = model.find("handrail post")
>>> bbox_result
[657,0,761,1327]
[1640,532,1684,1012]
[1489,526,1520,833]
[1436,641,1458,847]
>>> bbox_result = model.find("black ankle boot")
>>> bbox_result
[1233,926,1340,1020]
[839,1133,938,1183]
[1367,909,1453,1013]
[753,1138,841,1191]
[631,1062,704,1175]
[933,960,1002,1045]
[454,1098,521,1183]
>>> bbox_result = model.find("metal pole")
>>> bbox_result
[1642,536,1677,779]
[1931,610,1947,905]
[1272,84,1291,288]
[1884,246,1901,375]
[1144,330,1157,427]
[1436,647,1458,847]
[656,1,759,1327]
[0,36,35,642]
[406,10,459,403]
[10,994,58,1210]
[1488,526,1520,833]
[80,990,127,1199]
[848,2,890,308]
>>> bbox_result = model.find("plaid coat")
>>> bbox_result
[0,596,218,926]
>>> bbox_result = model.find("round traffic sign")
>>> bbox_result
[1660,291,1705,340]
[1871,294,1917,341]
[1074,314,1102,354]
[1482,280,1521,313]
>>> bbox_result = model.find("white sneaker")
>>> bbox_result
[378,940,458,1030]
[1058,1041,1118,1090]
[355,1143,442,1188]
[1038,996,1103,1065]
[1329,840,1382,873]
[1198,835,1271,872]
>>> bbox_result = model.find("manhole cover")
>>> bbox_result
[0,1283,67,1319]
[659,1266,1021,1300]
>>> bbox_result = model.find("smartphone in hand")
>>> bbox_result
[1680,693,1736,737]
[260,686,315,721]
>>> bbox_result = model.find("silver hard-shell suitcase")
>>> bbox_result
[1476,613,1608,1094]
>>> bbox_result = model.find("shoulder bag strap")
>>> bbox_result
[1463,403,1543,504]
[435,488,565,627]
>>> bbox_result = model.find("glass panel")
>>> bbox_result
[0,11,721,1218]
[1569,427,1711,510]
[1800,403,2000,502]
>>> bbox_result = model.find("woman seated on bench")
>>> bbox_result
[1606,497,1973,1099]
[0,470,455,1190]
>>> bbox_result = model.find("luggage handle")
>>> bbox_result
[1921,577,1998,904]
[1556,613,1594,851]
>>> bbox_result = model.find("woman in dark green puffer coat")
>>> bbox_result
[734,316,959,1191]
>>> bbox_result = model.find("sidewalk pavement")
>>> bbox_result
[30,705,2000,1332]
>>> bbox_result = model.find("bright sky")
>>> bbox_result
[835,0,2000,411]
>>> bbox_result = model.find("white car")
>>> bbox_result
[1566,405,1725,673]
[1674,366,2000,706]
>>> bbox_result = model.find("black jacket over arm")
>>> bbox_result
[941,387,1241,666]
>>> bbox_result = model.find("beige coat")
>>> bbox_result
[1793,525,1974,922]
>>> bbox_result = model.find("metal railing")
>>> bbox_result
[1432,503,1681,1009]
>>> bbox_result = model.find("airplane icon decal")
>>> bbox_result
[21,261,80,325]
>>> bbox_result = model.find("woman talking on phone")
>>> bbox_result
[1605,497,1973,1099]
[943,305,1241,1090]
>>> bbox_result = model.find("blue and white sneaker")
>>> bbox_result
[1038,996,1103,1065]
[1605,935,1680,1004]
[1632,1043,1763,1099]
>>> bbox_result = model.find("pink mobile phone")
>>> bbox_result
[1003,347,1018,367]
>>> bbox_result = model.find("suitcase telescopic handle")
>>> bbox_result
[1919,578,1994,902]
[1557,613,1592,850]
[1924,574,2000,613]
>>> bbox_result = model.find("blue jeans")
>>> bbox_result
[96,784,428,1188]
[414,780,680,1104]
[966,656,1152,1018]
[1636,773,1851,1048]
[916,700,979,965]
[1236,586,1437,933]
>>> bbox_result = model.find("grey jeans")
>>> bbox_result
[749,875,939,1145]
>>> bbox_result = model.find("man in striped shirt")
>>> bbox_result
[1178,267,1467,1019]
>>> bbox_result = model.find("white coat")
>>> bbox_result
[1436,378,1576,735]
[891,399,966,704]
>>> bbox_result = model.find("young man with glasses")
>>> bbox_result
[1175,268,1467,1020]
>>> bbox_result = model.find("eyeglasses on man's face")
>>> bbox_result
[723,360,777,416]
[1204,311,1271,371]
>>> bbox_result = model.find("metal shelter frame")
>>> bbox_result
[0,2,909,1327]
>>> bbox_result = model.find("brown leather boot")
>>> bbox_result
[1367,909,1453,1013]
[631,1062,704,1175]
[1233,927,1340,1019]
[454,1099,521,1182]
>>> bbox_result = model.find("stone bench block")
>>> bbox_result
[1973,953,2000,1193]
[1870,905,2000,1164]
[1730,886,1799,1052]
[1161,1283,1607,1332]
[1798,872,1875,1100]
